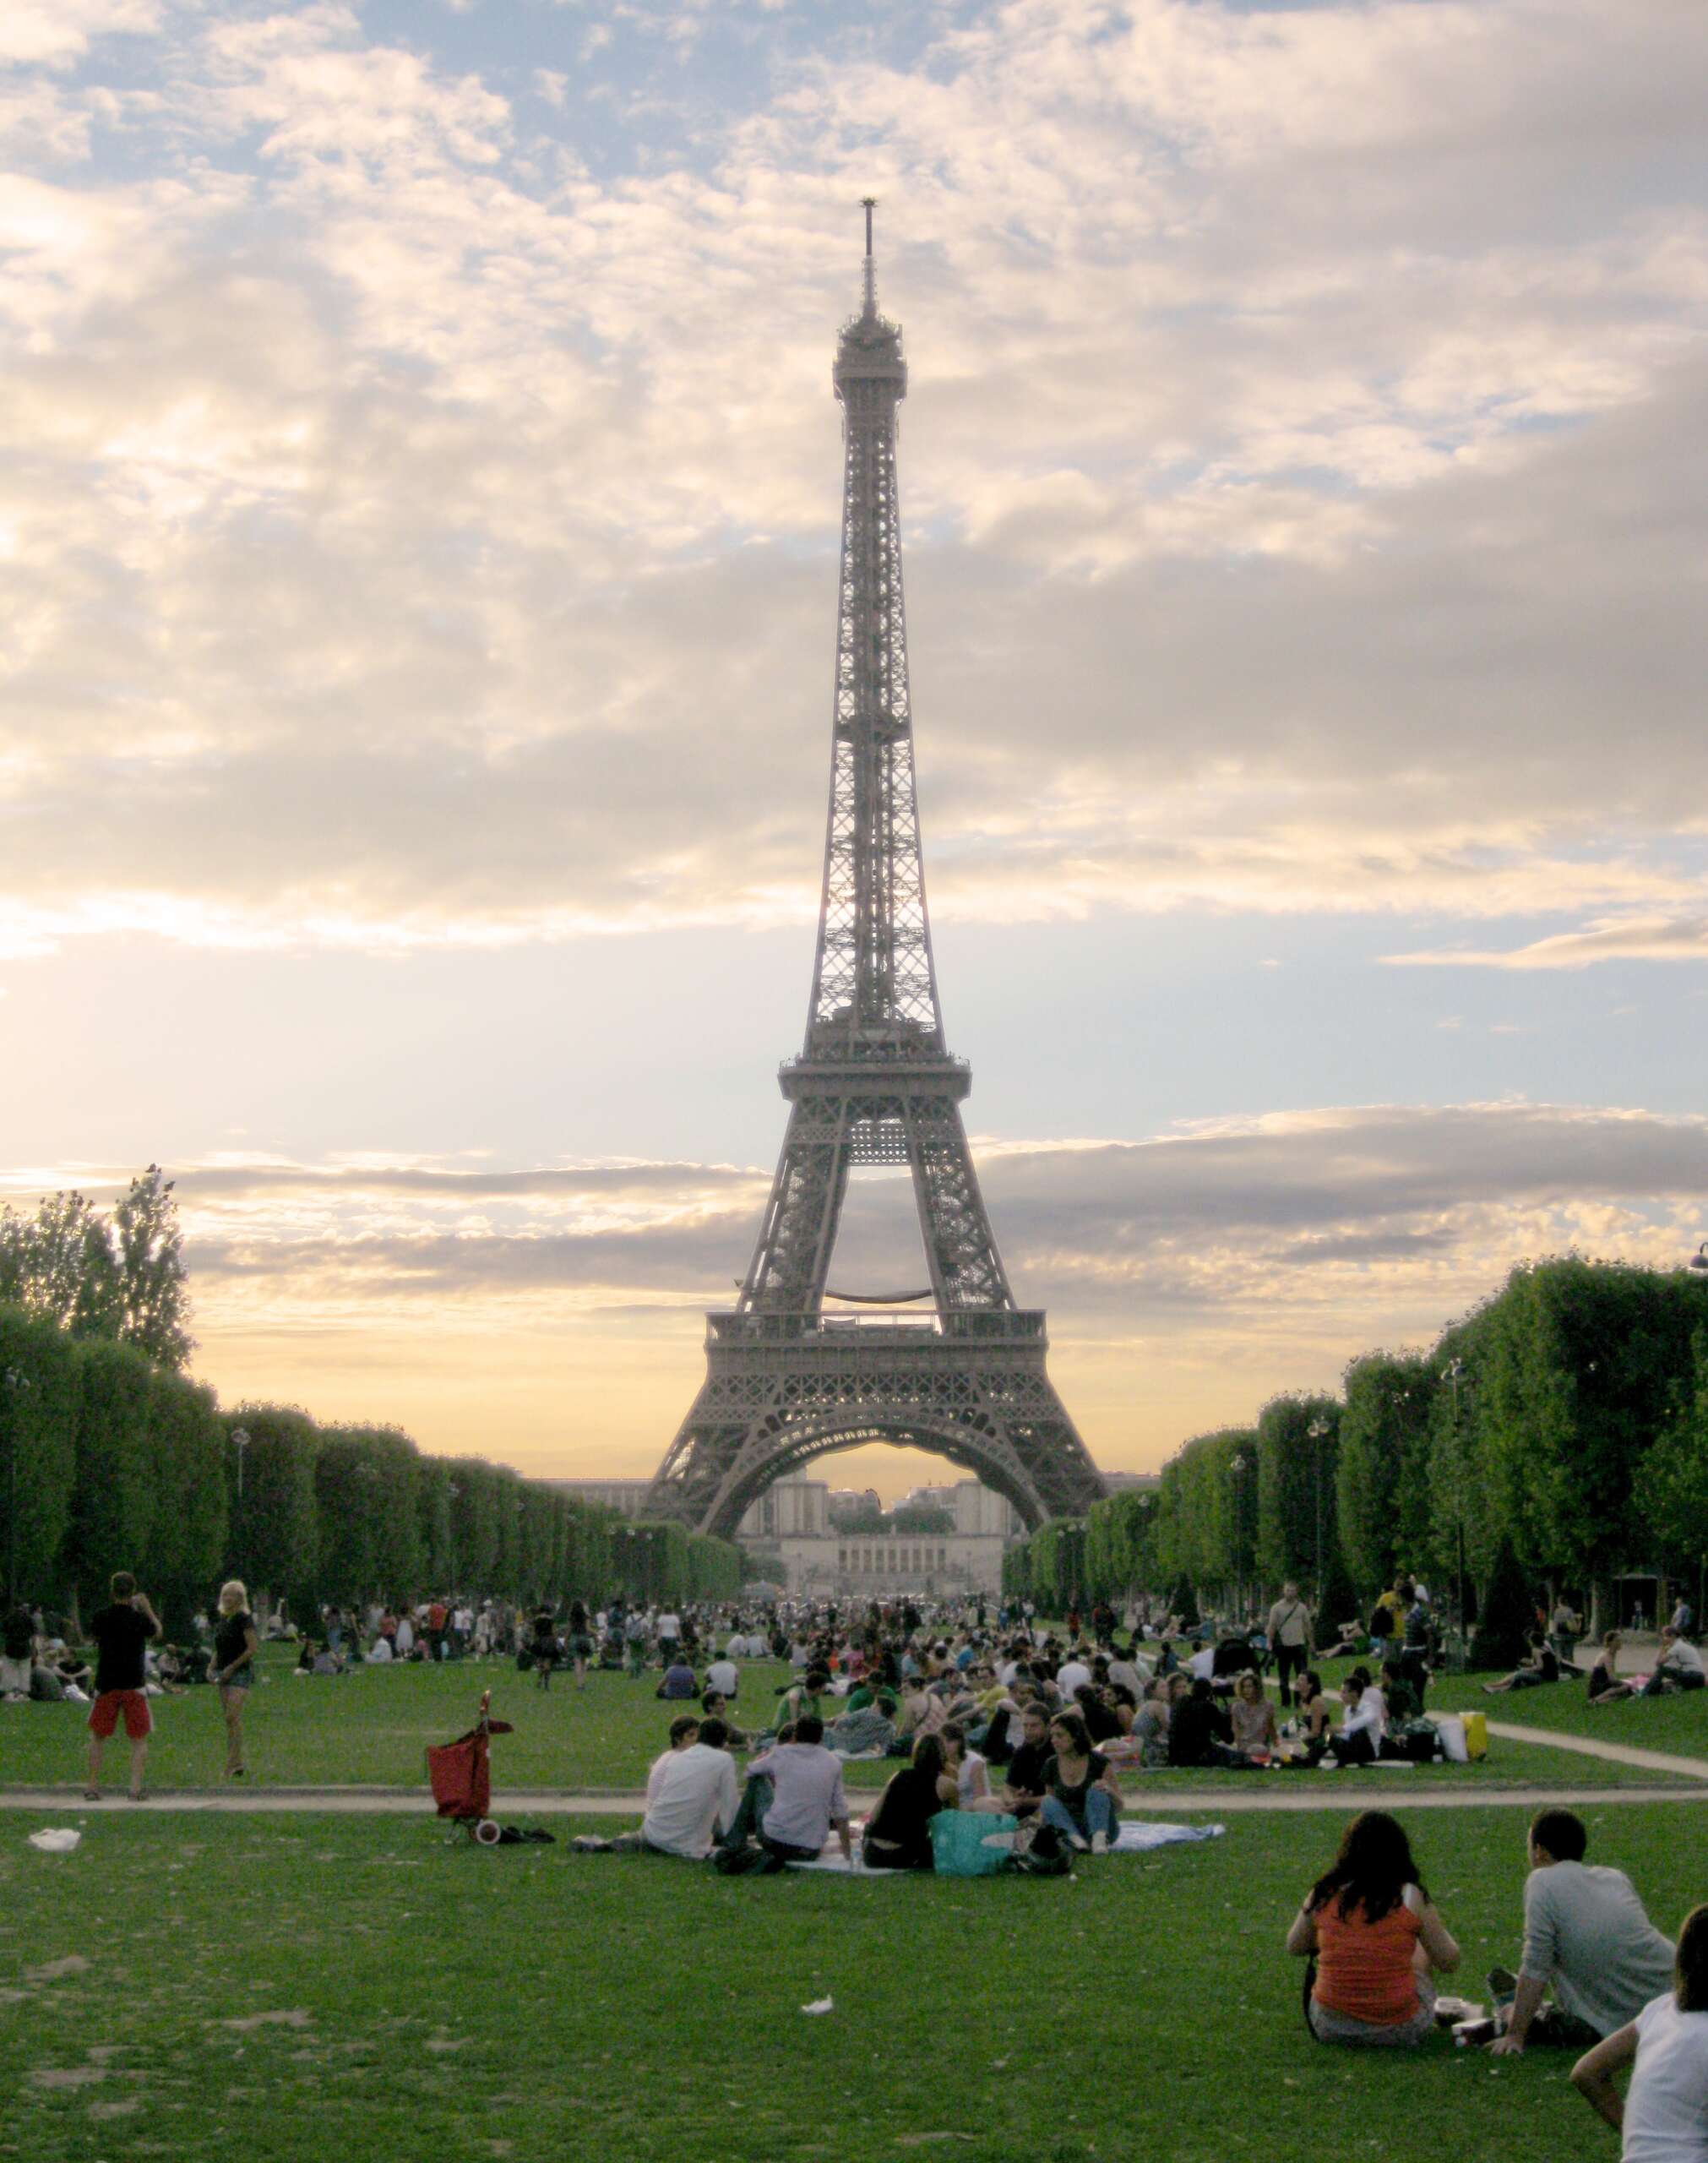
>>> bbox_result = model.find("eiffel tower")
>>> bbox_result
[645,205,1104,1541]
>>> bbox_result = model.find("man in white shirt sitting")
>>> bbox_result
[636,1719,741,1859]
[1335,1672,1385,1764]
[1056,1651,1094,1701]
[705,1653,739,1700]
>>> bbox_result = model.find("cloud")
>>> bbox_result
[0,2,1705,955]
[1385,916,1708,970]
[11,1098,1696,1477]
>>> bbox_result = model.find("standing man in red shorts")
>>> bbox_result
[84,1572,162,1801]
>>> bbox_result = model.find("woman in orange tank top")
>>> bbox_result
[1286,1811,1462,2047]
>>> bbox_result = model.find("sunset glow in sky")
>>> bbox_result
[2,0,1705,1498]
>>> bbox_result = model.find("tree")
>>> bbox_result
[1085,1489,1160,1603]
[0,1304,80,1603]
[1635,1329,1708,1584]
[1469,1535,1534,1670]
[227,1405,319,1616]
[0,1191,121,1338]
[140,1370,226,1630]
[112,1166,193,1370]
[890,1502,954,1535]
[66,1337,157,1607]
[1338,1352,1437,1599]
[1475,1260,1708,1593]
[1256,1395,1339,1595]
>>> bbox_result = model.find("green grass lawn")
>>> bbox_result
[2,1649,1691,1797]
[3,1799,1701,2163]
[1427,1674,1708,1757]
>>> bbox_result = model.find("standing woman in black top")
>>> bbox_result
[209,1580,261,1780]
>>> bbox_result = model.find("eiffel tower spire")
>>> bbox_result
[646,207,1104,1541]
[807,197,943,1060]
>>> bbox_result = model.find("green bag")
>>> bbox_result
[928,1809,1021,1878]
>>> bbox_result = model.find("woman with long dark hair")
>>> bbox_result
[1041,1708,1123,1854]
[1286,1811,1461,2046]
[1571,1904,1708,2152]
[862,1734,956,1871]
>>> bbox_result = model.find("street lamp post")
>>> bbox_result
[1230,1452,1248,1616]
[447,1484,460,1598]
[230,1426,250,1583]
[1442,1359,1469,1664]
[3,1365,31,1605]
[1306,1419,1329,1609]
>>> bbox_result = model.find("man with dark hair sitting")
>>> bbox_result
[722,1714,852,1867]
[1488,1808,1676,2055]
[826,1693,896,1757]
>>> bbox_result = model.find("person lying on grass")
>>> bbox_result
[1570,1903,1708,2159]
[1286,1810,1461,2047]
[1486,1808,1677,2057]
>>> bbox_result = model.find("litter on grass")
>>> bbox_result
[800,1997,834,2015]
[1111,1822,1225,1854]
[25,1828,80,1854]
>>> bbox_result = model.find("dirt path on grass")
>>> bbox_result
[4,1779,1708,1817]
[1477,1721,1708,1781]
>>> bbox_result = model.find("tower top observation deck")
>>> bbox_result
[835,198,906,397]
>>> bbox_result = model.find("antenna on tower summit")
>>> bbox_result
[861,195,877,313]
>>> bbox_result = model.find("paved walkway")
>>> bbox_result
[6,1708,1703,1822]
[1481,1720,1708,1782]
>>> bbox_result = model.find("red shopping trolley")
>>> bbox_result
[427,1690,514,1844]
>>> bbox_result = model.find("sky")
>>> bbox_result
[1,0,1705,1501]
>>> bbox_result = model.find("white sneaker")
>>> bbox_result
[1091,1830,1110,1855]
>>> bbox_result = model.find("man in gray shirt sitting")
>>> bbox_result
[1488,1808,1675,2053]
[725,1716,852,1866]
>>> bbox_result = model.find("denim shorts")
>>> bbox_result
[219,1669,255,1691]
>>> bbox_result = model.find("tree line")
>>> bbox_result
[1004,1256,1708,1627]
[0,1300,742,1627]
[1,1298,748,1626]
[0,1174,743,1624]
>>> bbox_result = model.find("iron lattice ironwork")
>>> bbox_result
[647,207,1105,1540]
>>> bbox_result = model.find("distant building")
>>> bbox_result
[737,1475,1022,1595]
[544,1479,654,1519]
[549,1467,1150,1596]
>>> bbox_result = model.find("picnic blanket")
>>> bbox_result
[783,1822,1225,1870]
